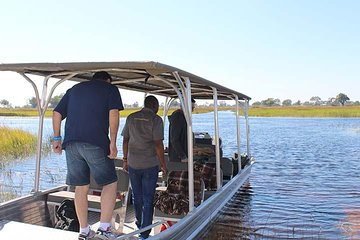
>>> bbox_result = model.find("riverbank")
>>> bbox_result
[0,107,216,117]
[0,106,359,117]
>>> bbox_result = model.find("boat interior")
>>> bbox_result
[0,62,254,240]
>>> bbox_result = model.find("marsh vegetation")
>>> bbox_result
[0,126,37,163]
[1,105,359,118]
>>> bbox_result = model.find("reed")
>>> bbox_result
[0,190,18,203]
[0,126,37,162]
[0,169,23,203]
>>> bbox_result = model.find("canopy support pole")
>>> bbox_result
[170,72,194,211]
[245,99,251,157]
[184,77,194,211]
[212,87,221,190]
[234,95,242,172]
[162,97,176,129]
[18,72,76,192]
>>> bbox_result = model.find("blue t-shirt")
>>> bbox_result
[54,80,124,154]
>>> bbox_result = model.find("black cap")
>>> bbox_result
[92,71,112,82]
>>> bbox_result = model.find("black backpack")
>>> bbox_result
[54,199,80,232]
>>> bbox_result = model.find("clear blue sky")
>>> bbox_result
[0,0,359,106]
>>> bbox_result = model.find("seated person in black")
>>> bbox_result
[168,98,195,162]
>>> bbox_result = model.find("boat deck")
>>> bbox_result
[0,220,78,240]
[0,203,157,240]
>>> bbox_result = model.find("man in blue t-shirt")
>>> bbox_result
[52,71,124,240]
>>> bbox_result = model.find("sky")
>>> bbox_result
[0,0,359,106]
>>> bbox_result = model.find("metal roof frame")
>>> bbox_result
[0,61,251,100]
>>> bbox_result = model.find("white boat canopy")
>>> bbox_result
[0,61,250,100]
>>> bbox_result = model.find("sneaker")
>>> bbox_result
[78,229,96,240]
[95,227,117,240]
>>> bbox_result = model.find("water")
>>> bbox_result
[1,113,360,239]
[200,117,360,239]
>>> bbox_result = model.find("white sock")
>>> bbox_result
[80,225,90,234]
[99,222,111,230]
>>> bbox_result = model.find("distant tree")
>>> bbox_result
[310,96,322,105]
[28,97,38,108]
[49,93,64,108]
[261,98,278,106]
[132,101,139,108]
[0,99,10,108]
[326,97,337,106]
[282,99,292,106]
[170,100,180,108]
[354,101,360,106]
[219,101,227,107]
[252,101,261,107]
[336,93,350,106]
[293,100,301,106]
[274,99,281,106]
[310,96,321,102]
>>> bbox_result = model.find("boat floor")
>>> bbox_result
[0,220,78,240]
[89,205,160,239]
[0,204,158,240]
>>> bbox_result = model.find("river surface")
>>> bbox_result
[1,113,360,239]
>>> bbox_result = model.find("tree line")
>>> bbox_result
[0,94,64,109]
[252,93,359,107]
[0,93,358,109]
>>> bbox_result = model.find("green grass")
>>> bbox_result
[0,108,51,117]
[0,126,37,163]
[0,107,220,118]
[249,106,360,117]
[0,106,359,118]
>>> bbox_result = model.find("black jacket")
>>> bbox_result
[168,109,188,162]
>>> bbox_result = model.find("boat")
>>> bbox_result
[0,62,254,239]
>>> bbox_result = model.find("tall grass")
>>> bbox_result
[0,126,37,163]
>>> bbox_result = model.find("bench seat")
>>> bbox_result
[47,191,123,212]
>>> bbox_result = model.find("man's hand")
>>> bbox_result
[108,142,117,159]
[181,158,188,163]
[123,161,128,172]
[52,140,62,154]
[161,166,167,177]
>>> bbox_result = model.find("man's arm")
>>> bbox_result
[108,109,119,159]
[52,111,62,154]
[122,137,129,171]
[155,140,166,176]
